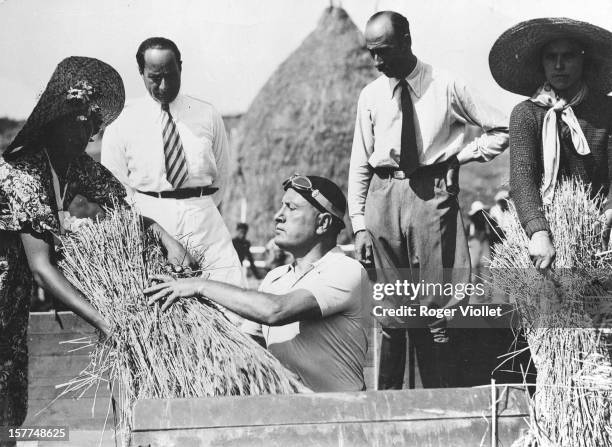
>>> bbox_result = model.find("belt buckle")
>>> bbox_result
[392,170,406,180]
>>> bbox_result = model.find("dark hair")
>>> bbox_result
[367,11,411,45]
[327,217,346,238]
[136,37,182,73]
[236,222,249,231]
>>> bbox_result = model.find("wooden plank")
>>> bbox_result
[28,355,91,379]
[28,311,96,334]
[28,333,96,356]
[29,383,111,401]
[58,429,118,447]
[132,386,528,431]
[131,417,526,447]
[24,397,116,429]
[27,375,93,388]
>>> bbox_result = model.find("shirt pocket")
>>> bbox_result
[180,123,218,180]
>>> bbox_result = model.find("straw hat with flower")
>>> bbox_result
[489,17,612,96]
[5,56,125,155]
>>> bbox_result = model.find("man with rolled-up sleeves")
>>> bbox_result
[349,11,509,389]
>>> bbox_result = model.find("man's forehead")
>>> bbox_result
[143,48,179,70]
[282,189,309,206]
[365,16,396,46]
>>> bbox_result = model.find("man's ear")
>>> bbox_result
[178,60,183,72]
[315,213,333,235]
[402,33,412,51]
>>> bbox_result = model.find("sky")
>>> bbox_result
[1,0,611,120]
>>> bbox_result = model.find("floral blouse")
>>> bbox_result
[0,150,126,327]
[0,150,125,426]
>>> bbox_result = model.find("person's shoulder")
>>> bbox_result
[426,62,458,87]
[360,74,389,98]
[420,62,471,99]
[0,151,57,232]
[600,95,612,121]
[510,100,541,120]
[182,94,219,114]
[319,249,365,278]
[0,151,47,184]
[584,92,612,114]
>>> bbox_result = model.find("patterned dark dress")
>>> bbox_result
[0,150,125,426]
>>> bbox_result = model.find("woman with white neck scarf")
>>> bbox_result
[489,18,612,269]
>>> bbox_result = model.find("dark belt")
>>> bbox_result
[375,161,451,180]
[137,186,218,199]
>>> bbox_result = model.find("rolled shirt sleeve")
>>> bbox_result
[348,90,375,233]
[451,78,509,164]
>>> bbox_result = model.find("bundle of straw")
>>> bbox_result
[57,206,307,444]
[490,179,612,447]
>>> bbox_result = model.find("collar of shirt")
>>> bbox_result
[269,246,344,286]
[144,91,184,118]
[388,58,424,99]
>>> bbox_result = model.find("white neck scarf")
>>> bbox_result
[529,82,590,204]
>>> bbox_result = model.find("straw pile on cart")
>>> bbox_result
[490,179,612,446]
[56,206,307,444]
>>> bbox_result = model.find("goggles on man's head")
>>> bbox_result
[282,173,345,222]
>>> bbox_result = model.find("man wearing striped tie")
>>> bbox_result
[102,37,244,290]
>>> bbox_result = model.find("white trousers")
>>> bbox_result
[133,192,245,288]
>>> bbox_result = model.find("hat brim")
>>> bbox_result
[489,18,612,96]
[6,56,125,155]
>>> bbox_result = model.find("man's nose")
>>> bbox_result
[554,55,564,70]
[159,78,167,92]
[373,54,383,67]
[274,208,285,222]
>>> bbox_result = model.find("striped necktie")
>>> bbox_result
[161,102,188,188]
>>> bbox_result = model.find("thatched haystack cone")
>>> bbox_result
[226,7,377,241]
[490,180,612,447]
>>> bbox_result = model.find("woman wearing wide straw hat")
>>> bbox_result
[489,18,612,269]
[0,56,193,432]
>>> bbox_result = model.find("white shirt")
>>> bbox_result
[246,247,368,392]
[348,59,509,232]
[101,93,229,206]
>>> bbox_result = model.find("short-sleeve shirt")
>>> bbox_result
[257,247,368,392]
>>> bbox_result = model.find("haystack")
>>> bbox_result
[490,180,612,446]
[57,206,308,444]
[225,7,377,241]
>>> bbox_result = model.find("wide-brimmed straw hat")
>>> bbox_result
[5,56,125,155]
[489,18,612,96]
